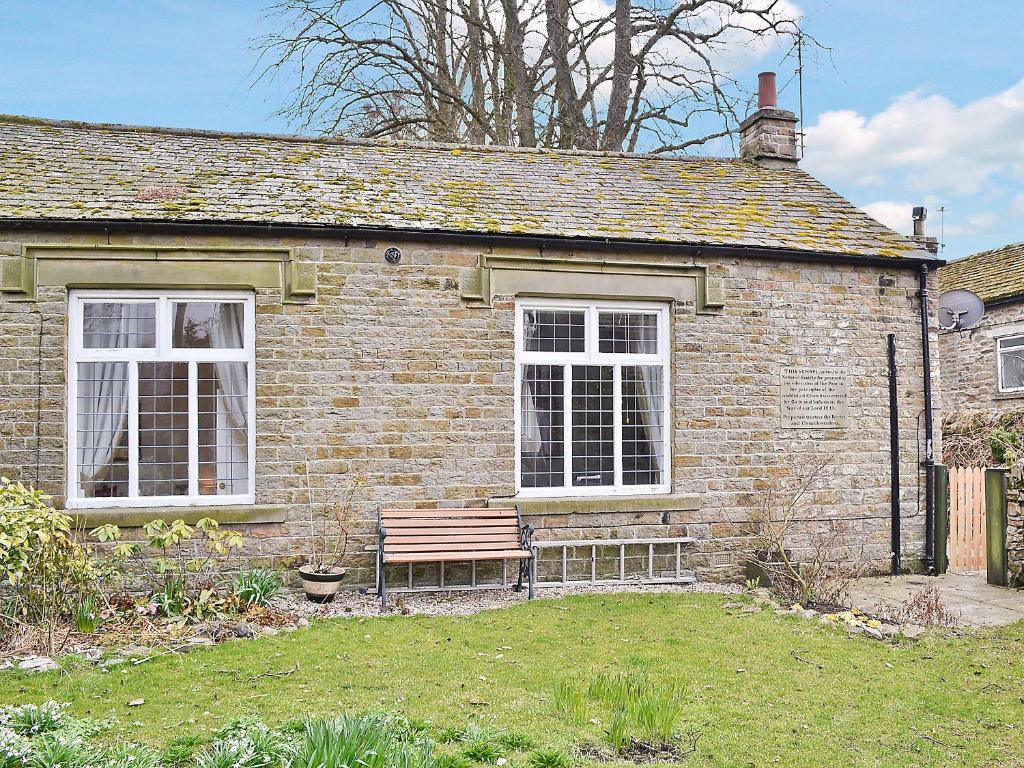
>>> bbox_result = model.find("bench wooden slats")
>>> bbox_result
[388,549,532,563]
[385,539,521,554]
[377,506,535,606]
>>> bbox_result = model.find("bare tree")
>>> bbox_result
[254,0,807,153]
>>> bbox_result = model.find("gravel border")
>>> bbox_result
[271,581,743,619]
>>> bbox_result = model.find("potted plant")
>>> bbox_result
[298,463,365,603]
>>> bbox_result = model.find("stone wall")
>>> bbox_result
[0,227,940,585]
[1008,490,1024,586]
[938,301,1024,415]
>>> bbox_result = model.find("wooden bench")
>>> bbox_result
[377,507,535,607]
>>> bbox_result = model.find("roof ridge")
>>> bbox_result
[0,113,753,165]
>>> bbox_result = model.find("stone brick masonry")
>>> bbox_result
[0,227,940,585]
[938,301,1024,415]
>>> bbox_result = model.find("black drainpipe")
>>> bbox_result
[887,333,901,575]
[919,263,936,574]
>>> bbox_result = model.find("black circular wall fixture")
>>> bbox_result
[384,246,402,264]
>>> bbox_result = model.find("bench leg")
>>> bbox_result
[515,559,525,593]
[528,555,535,599]
[378,556,387,609]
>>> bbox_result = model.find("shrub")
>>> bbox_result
[91,517,244,623]
[0,479,100,646]
[527,750,569,768]
[234,569,283,609]
[460,740,500,764]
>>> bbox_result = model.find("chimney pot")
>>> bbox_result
[740,73,798,167]
[757,72,777,109]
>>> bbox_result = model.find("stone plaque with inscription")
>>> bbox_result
[780,368,849,429]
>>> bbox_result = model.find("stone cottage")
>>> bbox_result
[0,77,943,587]
[939,242,1024,415]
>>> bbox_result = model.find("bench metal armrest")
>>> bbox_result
[520,522,535,551]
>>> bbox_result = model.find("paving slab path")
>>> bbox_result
[849,573,1024,627]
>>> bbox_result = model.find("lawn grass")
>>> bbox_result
[2,592,1022,767]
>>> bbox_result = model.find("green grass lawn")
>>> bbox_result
[3,593,1023,767]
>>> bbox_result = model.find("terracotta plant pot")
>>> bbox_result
[298,565,347,603]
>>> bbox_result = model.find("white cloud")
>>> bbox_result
[803,77,1024,196]
[861,200,915,234]
[1013,192,1024,218]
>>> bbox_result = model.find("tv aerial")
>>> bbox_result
[938,289,985,331]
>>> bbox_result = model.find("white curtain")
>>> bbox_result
[210,305,248,493]
[521,374,543,454]
[637,366,664,475]
[78,307,132,491]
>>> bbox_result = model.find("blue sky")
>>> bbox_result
[3,0,1022,260]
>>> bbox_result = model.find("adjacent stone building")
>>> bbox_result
[939,242,1024,415]
[0,80,942,587]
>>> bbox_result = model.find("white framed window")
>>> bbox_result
[515,299,671,497]
[67,290,256,509]
[998,334,1024,393]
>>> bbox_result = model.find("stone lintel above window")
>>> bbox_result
[460,251,724,314]
[1,244,318,303]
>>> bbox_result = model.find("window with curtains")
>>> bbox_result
[998,334,1024,392]
[67,291,255,508]
[515,300,671,497]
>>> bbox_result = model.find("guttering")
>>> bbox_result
[919,263,937,575]
[0,217,943,270]
[887,333,901,575]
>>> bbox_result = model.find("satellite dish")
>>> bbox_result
[938,289,985,331]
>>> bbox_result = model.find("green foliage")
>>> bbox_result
[0,702,67,736]
[0,727,31,768]
[989,427,1021,467]
[552,682,587,724]
[293,716,433,768]
[435,726,465,744]
[0,479,99,633]
[102,743,161,768]
[74,594,99,634]
[160,735,206,768]
[234,569,283,608]
[27,733,95,768]
[433,755,473,768]
[460,739,500,764]
[527,750,569,768]
[606,710,629,754]
[90,517,245,624]
[496,731,534,751]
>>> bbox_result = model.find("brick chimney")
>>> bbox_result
[739,72,799,167]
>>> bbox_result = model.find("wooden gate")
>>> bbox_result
[948,466,987,572]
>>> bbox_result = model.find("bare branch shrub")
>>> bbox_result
[746,453,867,607]
[877,584,961,629]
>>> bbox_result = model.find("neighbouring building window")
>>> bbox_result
[998,334,1024,393]
[516,300,670,496]
[67,291,255,508]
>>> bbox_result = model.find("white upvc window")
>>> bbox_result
[67,290,256,509]
[514,299,671,497]
[998,334,1024,393]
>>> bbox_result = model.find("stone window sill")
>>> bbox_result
[995,390,1024,401]
[490,493,700,516]
[70,504,288,528]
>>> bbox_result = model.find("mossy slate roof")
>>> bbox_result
[939,241,1024,303]
[0,115,924,259]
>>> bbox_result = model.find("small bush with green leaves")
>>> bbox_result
[460,740,500,764]
[103,743,161,768]
[28,733,96,768]
[435,726,465,744]
[75,594,100,634]
[234,569,283,609]
[527,749,569,768]
[198,715,292,768]
[293,715,433,768]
